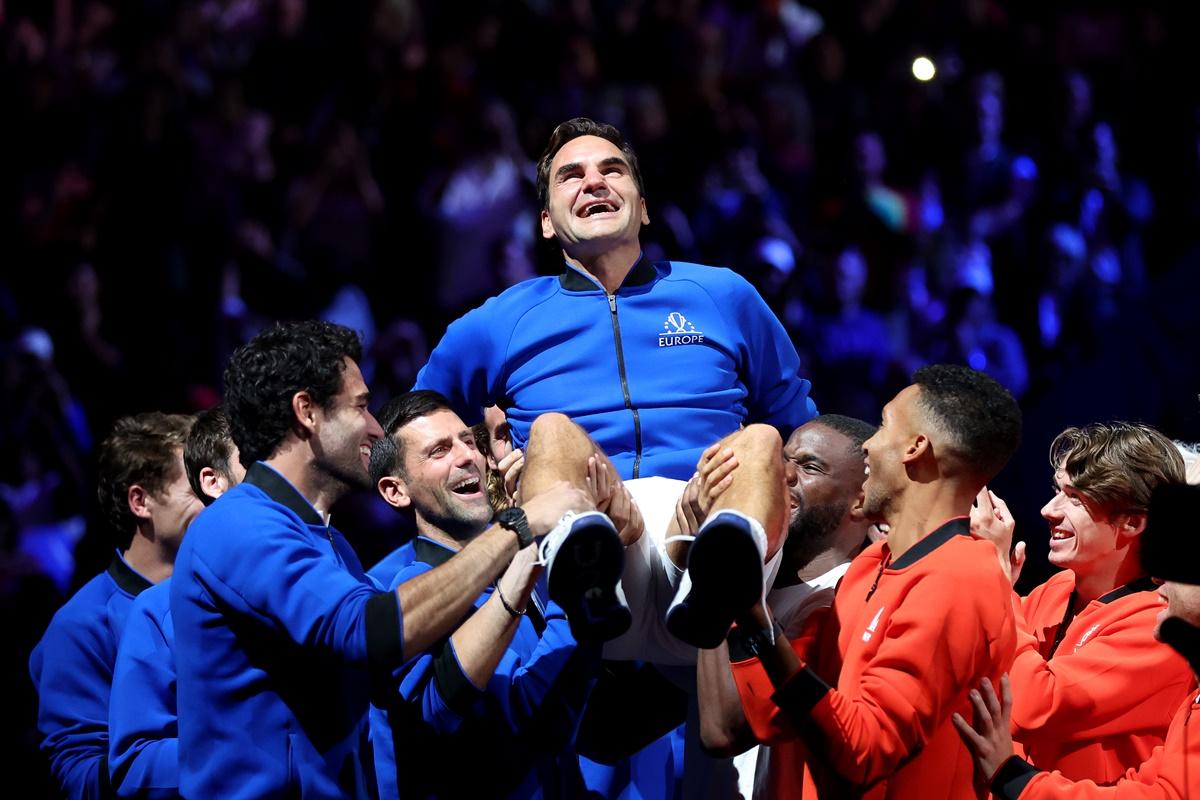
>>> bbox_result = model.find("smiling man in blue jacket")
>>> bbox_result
[30,412,200,800]
[170,321,593,799]
[367,390,615,798]
[107,407,246,799]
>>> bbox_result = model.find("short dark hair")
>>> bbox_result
[184,407,237,506]
[536,117,646,210]
[912,364,1022,481]
[369,390,454,484]
[224,321,362,466]
[97,412,195,549]
[1051,422,1185,517]
[811,414,877,455]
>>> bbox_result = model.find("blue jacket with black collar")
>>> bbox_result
[415,259,817,481]
[171,462,402,799]
[30,553,153,800]
[370,536,601,799]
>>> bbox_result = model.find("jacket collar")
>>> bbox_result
[1096,575,1158,605]
[245,462,325,527]
[412,536,457,569]
[108,553,153,596]
[558,255,657,292]
[890,517,971,570]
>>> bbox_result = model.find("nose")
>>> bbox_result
[1040,494,1060,521]
[582,164,609,194]
[366,412,384,442]
[451,437,477,467]
[784,460,799,488]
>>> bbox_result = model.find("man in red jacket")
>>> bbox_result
[722,364,1022,799]
[972,422,1191,783]
[956,482,1200,799]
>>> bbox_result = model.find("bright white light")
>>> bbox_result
[912,56,936,82]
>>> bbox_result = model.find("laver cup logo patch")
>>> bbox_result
[659,312,705,347]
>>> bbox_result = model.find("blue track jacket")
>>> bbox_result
[171,462,403,799]
[371,537,602,798]
[415,260,817,481]
[29,553,152,800]
[109,579,179,799]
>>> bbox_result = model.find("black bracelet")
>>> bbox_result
[494,581,526,618]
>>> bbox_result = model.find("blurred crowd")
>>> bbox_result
[2,0,1200,789]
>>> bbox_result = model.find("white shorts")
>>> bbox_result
[602,477,782,667]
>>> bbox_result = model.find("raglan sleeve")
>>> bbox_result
[726,271,817,430]
[990,693,1200,800]
[1009,599,1192,747]
[29,612,114,800]
[189,510,401,674]
[108,592,179,798]
[414,302,507,426]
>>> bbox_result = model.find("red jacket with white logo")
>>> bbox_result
[991,686,1200,799]
[1009,571,1194,782]
[732,518,1017,799]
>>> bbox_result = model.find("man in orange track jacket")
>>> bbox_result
[956,482,1200,799]
[722,364,1022,798]
[972,423,1191,783]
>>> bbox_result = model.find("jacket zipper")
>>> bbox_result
[607,293,643,478]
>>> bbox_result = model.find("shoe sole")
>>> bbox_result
[666,519,762,649]
[547,519,631,642]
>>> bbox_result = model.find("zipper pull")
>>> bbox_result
[608,294,617,312]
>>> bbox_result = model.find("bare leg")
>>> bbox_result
[705,424,786,557]
[666,424,786,566]
[519,412,620,501]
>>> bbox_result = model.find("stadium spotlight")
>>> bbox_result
[912,56,936,82]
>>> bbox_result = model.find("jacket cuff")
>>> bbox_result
[433,642,485,714]
[770,666,831,722]
[366,591,404,671]
[990,755,1039,800]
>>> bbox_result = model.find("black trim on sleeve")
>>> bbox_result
[366,591,404,670]
[770,666,833,722]
[990,755,1039,800]
[108,555,153,597]
[727,620,785,663]
[432,641,485,715]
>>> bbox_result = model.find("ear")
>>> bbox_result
[640,197,649,226]
[847,487,867,522]
[198,467,229,502]
[1119,511,1148,538]
[292,390,318,437]
[377,475,411,510]
[540,208,556,240]
[128,484,153,520]
[900,433,929,465]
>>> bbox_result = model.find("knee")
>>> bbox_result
[528,412,576,443]
[734,424,783,458]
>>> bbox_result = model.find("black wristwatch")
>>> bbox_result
[496,506,534,549]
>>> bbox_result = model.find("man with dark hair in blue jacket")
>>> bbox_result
[170,321,593,799]
[30,412,200,800]
[367,390,623,798]
[416,117,818,652]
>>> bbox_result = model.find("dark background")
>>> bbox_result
[3,1,1199,794]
